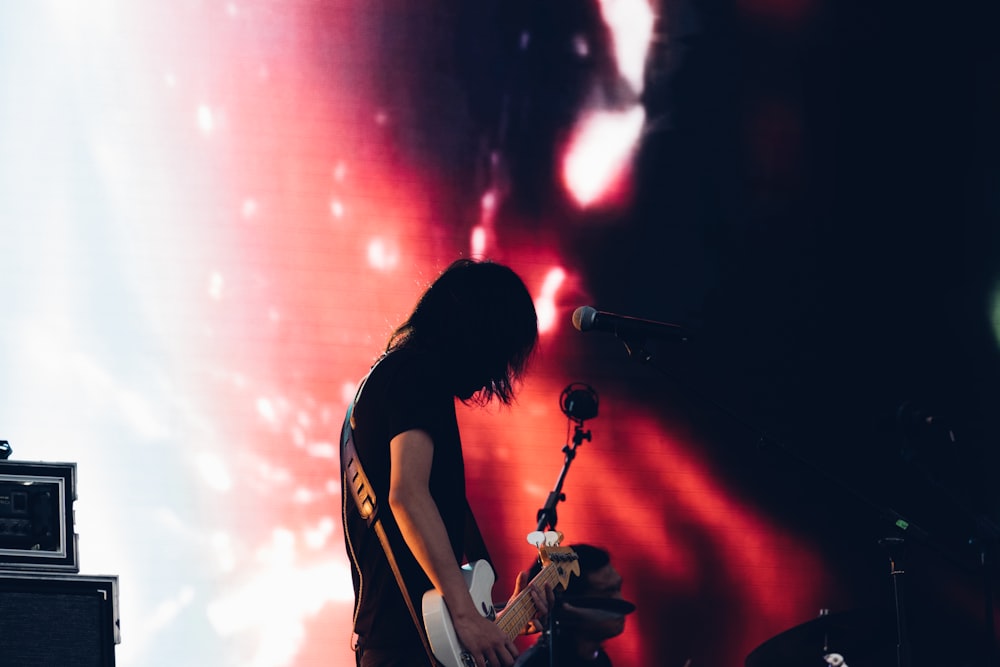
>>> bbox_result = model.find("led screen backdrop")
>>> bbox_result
[1,1,997,667]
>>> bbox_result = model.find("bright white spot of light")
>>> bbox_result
[367,237,399,271]
[257,397,276,424]
[307,442,336,459]
[208,271,224,299]
[599,0,656,93]
[259,527,296,567]
[535,266,567,333]
[542,266,567,295]
[304,517,334,550]
[164,72,176,87]
[481,190,496,212]
[196,451,233,492]
[226,2,238,17]
[256,460,291,485]
[242,198,257,218]
[562,107,645,208]
[330,199,344,218]
[471,225,487,258]
[197,104,214,134]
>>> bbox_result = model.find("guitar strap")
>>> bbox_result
[342,400,441,666]
[341,357,494,666]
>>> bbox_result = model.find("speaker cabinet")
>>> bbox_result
[0,461,78,572]
[0,572,119,666]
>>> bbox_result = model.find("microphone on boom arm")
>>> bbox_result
[572,306,689,343]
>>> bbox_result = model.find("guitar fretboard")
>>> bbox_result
[496,557,571,639]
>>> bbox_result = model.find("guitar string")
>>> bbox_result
[496,559,570,637]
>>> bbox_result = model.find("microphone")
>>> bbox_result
[572,306,689,342]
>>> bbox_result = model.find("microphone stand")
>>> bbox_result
[532,395,595,667]
[880,537,912,667]
[535,420,590,532]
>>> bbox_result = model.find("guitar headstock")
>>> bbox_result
[538,545,580,590]
[525,532,579,590]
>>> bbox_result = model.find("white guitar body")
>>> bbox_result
[422,560,497,667]
[423,542,578,667]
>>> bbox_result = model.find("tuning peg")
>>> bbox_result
[526,530,565,547]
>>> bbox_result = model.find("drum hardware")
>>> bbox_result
[744,607,893,667]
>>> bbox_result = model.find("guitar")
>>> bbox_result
[422,544,580,667]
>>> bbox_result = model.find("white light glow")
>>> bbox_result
[257,397,277,424]
[307,442,336,459]
[196,451,233,492]
[471,225,487,258]
[209,271,225,299]
[599,0,656,93]
[562,107,645,208]
[242,198,258,218]
[304,517,335,550]
[197,104,215,134]
[367,237,400,271]
[535,266,567,333]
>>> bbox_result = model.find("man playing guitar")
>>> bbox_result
[342,259,553,667]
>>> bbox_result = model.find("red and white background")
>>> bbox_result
[1,1,996,666]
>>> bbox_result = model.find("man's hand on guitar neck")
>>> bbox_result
[505,570,555,636]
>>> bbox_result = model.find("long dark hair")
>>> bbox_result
[387,259,538,405]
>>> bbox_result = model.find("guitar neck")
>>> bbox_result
[495,562,563,640]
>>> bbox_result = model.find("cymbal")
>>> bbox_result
[745,608,894,667]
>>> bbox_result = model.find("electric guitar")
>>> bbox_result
[422,543,580,667]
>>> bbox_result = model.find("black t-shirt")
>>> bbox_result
[344,347,467,651]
